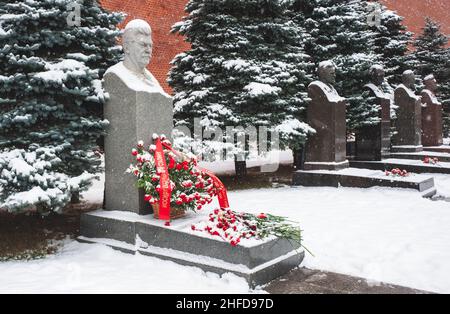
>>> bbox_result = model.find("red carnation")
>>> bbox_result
[131,149,138,156]
[257,213,267,219]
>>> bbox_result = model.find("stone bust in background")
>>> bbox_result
[105,19,165,94]
[398,70,418,97]
[421,74,443,147]
[422,74,440,103]
[366,65,389,100]
[304,60,348,170]
[309,61,345,103]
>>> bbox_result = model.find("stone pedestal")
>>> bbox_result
[304,82,349,170]
[392,85,423,152]
[103,72,173,215]
[79,210,304,287]
[421,90,443,147]
[355,86,391,161]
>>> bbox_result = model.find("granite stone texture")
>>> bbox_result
[355,88,391,161]
[292,170,436,197]
[350,159,450,175]
[393,86,423,150]
[103,72,173,215]
[78,211,304,287]
[304,83,348,170]
[421,90,443,147]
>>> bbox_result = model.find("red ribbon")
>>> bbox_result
[154,138,171,220]
[156,140,230,214]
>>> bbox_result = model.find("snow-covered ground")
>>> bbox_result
[1,156,450,293]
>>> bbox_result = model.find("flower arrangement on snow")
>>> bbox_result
[127,134,227,220]
[191,208,304,247]
[127,134,306,249]
[423,156,439,165]
[385,168,409,177]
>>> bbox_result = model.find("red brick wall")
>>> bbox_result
[100,0,190,94]
[381,0,449,46]
[100,0,449,94]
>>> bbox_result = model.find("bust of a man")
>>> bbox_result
[105,19,166,94]
[396,70,419,100]
[365,65,389,99]
[422,74,440,104]
[309,60,345,103]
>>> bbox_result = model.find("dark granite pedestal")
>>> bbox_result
[78,210,304,287]
[293,168,436,198]
[350,159,450,175]
[389,151,450,163]
[423,145,450,154]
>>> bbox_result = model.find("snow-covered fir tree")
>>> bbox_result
[169,0,315,166]
[297,0,381,131]
[370,2,412,84]
[0,0,123,213]
[408,17,450,135]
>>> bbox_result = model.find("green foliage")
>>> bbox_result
[0,0,124,212]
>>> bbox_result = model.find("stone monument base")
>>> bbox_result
[389,151,450,163]
[292,168,436,198]
[78,210,304,287]
[423,145,450,154]
[350,159,450,175]
[391,145,423,153]
[303,160,349,171]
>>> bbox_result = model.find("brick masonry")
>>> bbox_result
[100,0,449,95]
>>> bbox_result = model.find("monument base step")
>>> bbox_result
[293,168,436,198]
[78,210,304,287]
[350,158,450,175]
[423,145,450,154]
[391,145,423,153]
[389,151,450,163]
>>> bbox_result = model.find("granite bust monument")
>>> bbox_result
[355,65,391,160]
[393,70,423,152]
[103,19,173,215]
[421,74,443,147]
[304,61,349,170]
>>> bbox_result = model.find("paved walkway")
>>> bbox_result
[265,268,432,294]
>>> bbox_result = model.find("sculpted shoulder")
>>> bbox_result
[308,81,345,103]
[105,62,171,98]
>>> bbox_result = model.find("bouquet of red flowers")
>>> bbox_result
[423,157,439,165]
[191,208,303,247]
[385,168,409,177]
[127,134,221,218]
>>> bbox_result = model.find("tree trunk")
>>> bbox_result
[292,145,305,170]
[234,159,247,178]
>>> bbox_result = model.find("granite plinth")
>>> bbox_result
[304,82,348,170]
[393,86,422,148]
[355,92,390,161]
[421,90,443,147]
[292,168,436,198]
[103,72,173,215]
[423,145,450,154]
[391,145,423,153]
[78,210,304,287]
[350,159,450,175]
[389,151,450,163]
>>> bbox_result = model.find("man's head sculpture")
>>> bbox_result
[123,19,153,74]
[369,65,385,86]
[402,70,416,90]
[318,61,336,85]
[424,74,438,93]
